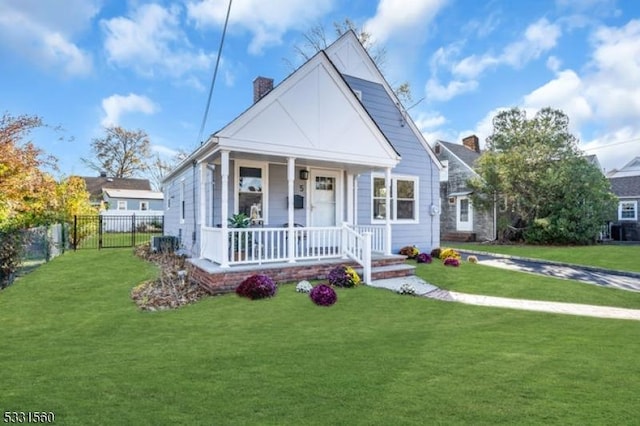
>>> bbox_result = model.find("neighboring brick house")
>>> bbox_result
[608,157,640,241]
[434,135,495,242]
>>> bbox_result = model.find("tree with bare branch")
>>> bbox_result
[290,18,412,106]
[82,126,151,178]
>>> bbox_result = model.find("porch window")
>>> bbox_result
[117,200,127,210]
[619,201,637,221]
[372,175,418,222]
[237,164,265,221]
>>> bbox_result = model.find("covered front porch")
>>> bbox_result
[196,149,397,283]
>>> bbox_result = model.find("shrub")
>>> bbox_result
[430,248,441,259]
[415,253,432,264]
[439,248,461,260]
[397,282,416,295]
[467,255,478,264]
[309,284,337,306]
[444,257,460,267]
[399,245,419,259]
[0,228,25,289]
[327,265,361,287]
[295,280,313,293]
[235,274,277,300]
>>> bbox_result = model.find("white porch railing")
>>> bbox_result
[200,224,383,283]
[350,224,386,253]
[342,224,372,284]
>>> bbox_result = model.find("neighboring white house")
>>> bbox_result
[102,188,164,215]
[79,174,164,232]
[162,30,442,277]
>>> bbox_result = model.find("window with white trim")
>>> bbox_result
[372,175,418,222]
[236,163,267,220]
[117,200,127,210]
[140,201,149,211]
[619,201,637,221]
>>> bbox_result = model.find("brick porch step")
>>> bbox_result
[355,263,416,281]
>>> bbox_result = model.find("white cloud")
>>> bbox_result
[425,77,478,102]
[0,0,96,76]
[364,0,449,43]
[414,112,447,130]
[452,18,561,79]
[101,94,158,127]
[585,19,640,123]
[186,0,334,55]
[523,69,592,130]
[427,18,561,103]
[102,3,213,78]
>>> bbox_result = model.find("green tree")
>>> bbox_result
[0,113,58,229]
[0,113,59,287]
[82,126,151,178]
[469,107,616,244]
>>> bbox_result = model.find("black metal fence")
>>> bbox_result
[72,215,164,249]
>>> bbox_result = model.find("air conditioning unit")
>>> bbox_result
[151,236,179,253]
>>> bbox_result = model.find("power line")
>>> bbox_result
[197,0,233,145]
[582,137,640,151]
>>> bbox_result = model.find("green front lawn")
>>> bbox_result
[416,260,640,309]
[447,243,640,273]
[1,249,640,425]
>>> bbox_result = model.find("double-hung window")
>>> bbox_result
[236,163,267,221]
[372,175,418,222]
[619,201,637,221]
[117,200,127,210]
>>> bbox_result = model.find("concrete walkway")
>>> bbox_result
[368,253,640,321]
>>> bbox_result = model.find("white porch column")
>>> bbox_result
[220,150,230,268]
[346,172,354,225]
[198,162,207,258]
[385,167,392,255]
[287,157,296,263]
[353,175,359,226]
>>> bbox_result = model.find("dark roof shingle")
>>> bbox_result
[609,176,640,197]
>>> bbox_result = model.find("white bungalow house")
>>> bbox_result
[162,31,442,292]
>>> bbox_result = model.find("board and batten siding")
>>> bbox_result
[344,75,440,252]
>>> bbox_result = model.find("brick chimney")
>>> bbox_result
[462,135,480,153]
[253,76,273,103]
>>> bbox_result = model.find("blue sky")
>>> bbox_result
[1,0,639,178]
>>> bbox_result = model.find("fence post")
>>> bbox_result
[98,216,103,250]
[131,214,136,247]
[73,215,78,251]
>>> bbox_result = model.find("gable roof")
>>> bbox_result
[435,140,481,175]
[325,31,442,170]
[609,175,640,197]
[80,176,152,199]
[608,156,640,178]
[103,188,163,200]
[212,48,400,169]
[164,31,441,182]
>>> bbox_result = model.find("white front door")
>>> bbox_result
[456,196,473,231]
[310,170,339,226]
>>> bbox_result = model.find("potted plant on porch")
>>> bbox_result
[228,213,251,261]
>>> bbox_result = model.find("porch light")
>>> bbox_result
[299,169,309,180]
